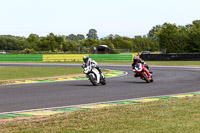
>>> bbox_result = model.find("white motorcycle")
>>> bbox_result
[82,65,106,86]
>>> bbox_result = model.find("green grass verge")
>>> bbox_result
[0,67,82,81]
[0,67,109,84]
[0,67,82,84]
[1,96,200,132]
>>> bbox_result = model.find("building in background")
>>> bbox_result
[92,45,111,54]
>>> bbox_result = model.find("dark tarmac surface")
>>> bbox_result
[0,63,200,113]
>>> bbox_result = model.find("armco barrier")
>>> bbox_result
[89,54,132,61]
[0,55,43,62]
[140,54,200,61]
[43,54,88,62]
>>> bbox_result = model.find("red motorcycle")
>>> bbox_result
[134,63,153,83]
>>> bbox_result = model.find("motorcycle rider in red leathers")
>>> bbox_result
[132,56,151,77]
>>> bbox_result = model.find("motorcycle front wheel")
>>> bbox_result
[150,75,154,82]
[142,73,150,83]
[88,73,98,86]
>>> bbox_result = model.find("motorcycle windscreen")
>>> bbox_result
[135,63,142,72]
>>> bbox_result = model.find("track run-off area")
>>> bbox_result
[0,63,200,115]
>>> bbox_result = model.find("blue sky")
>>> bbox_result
[0,0,200,38]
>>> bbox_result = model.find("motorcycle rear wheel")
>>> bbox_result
[100,75,106,85]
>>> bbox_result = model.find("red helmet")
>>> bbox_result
[133,56,139,63]
[133,56,139,60]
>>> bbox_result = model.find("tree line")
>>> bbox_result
[0,20,200,54]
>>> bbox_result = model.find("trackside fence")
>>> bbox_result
[140,54,200,61]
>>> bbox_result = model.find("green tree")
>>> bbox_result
[148,25,162,40]
[109,35,133,50]
[62,40,78,52]
[66,34,85,44]
[38,37,49,51]
[86,29,98,40]
[77,34,85,40]
[176,26,189,53]
[0,36,25,50]
[54,35,64,51]
[37,33,59,51]
[187,20,200,52]
[81,38,99,47]
[157,23,189,53]
[158,23,178,53]
[27,34,39,42]
[66,34,77,41]
[133,36,148,52]
[26,34,40,50]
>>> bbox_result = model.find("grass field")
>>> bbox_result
[0,66,109,84]
[0,67,82,81]
[0,67,83,84]
[1,96,200,132]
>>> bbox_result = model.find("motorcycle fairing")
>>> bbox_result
[135,63,142,72]
[91,68,100,83]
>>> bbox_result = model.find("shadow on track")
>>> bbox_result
[69,84,96,87]
[122,81,150,84]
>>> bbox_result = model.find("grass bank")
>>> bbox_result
[0,67,82,85]
[0,67,82,81]
[0,66,109,85]
[1,96,200,132]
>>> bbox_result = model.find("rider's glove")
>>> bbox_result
[91,63,95,68]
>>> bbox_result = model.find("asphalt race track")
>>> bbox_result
[0,63,200,113]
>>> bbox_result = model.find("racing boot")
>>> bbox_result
[145,64,152,74]
[96,67,104,77]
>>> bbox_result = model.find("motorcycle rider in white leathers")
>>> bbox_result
[82,55,102,74]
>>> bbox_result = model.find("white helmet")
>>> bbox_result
[83,55,89,63]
